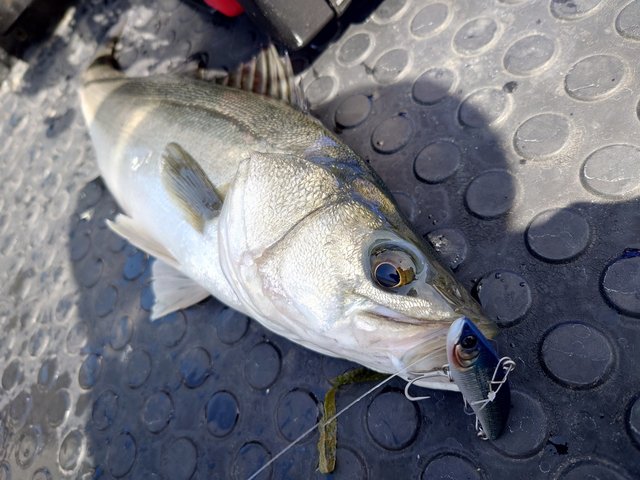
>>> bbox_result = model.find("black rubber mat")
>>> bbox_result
[1,0,640,478]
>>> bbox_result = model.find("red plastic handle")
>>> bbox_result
[203,0,244,17]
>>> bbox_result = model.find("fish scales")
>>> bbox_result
[80,44,497,390]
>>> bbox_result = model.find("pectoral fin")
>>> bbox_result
[150,259,211,320]
[107,214,179,269]
[161,142,222,232]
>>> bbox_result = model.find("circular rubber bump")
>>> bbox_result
[126,349,152,388]
[414,140,461,183]
[55,295,75,324]
[9,391,31,428]
[335,94,371,129]
[373,49,409,84]
[59,429,83,472]
[232,442,271,480]
[28,328,49,357]
[41,171,61,197]
[206,391,239,437]
[92,389,119,430]
[465,170,517,219]
[78,354,102,389]
[491,391,548,457]
[143,391,174,433]
[555,458,631,479]
[426,228,468,270]
[551,0,602,20]
[110,315,133,350]
[16,426,42,468]
[410,3,449,38]
[107,432,137,478]
[581,144,640,198]
[216,308,249,345]
[412,68,455,105]
[305,76,336,106]
[124,250,147,280]
[602,250,640,317]
[565,55,625,101]
[526,208,590,262]
[161,438,197,480]
[77,180,103,209]
[541,323,613,388]
[70,231,90,261]
[276,389,319,442]
[2,359,23,390]
[154,311,187,347]
[504,34,555,75]
[459,89,509,127]
[49,190,70,221]
[178,347,211,388]
[94,285,118,317]
[38,358,57,386]
[627,395,640,448]
[514,113,570,159]
[421,454,481,479]
[337,33,372,65]
[372,0,407,23]
[46,389,71,427]
[77,257,103,288]
[371,114,412,153]
[245,342,281,390]
[453,18,498,54]
[32,468,52,480]
[475,271,531,327]
[388,191,414,225]
[616,1,640,40]
[366,389,419,450]
[108,232,127,253]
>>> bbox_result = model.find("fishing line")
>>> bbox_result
[247,352,443,480]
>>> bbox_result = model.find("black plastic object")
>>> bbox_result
[237,0,350,49]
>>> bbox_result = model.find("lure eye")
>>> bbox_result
[460,335,477,349]
[370,248,416,290]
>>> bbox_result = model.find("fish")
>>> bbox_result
[446,317,512,439]
[78,37,497,390]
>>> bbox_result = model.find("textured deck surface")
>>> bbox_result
[1,0,640,478]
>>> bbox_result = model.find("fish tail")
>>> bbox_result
[79,19,127,124]
[82,18,126,85]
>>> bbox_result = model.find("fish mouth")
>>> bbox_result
[369,305,435,325]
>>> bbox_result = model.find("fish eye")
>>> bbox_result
[374,262,402,288]
[370,248,416,290]
[460,335,477,349]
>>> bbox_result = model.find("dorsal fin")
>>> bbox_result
[217,45,307,111]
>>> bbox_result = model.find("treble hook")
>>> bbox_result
[403,365,450,401]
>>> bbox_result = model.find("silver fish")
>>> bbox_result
[446,317,512,439]
[79,42,496,390]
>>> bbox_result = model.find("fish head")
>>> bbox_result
[250,192,496,381]
[221,148,496,384]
